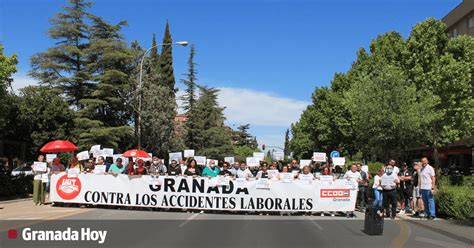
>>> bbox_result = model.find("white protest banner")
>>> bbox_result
[333,157,346,166]
[224,157,235,164]
[51,173,357,212]
[102,148,114,158]
[234,178,247,187]
[381,176,397,187]
[299,159,312,168]
[169,152,182,163]
[217,176,230,186]
[246,157,260,167]
[184,150,195,158]
[67,168,80,178]
[345,180,357,190]
[256,178,270,189]
[282,172,294,183]
[90,145,101,154]
[194,156,206,166]
[76,151,89,161]
[312,152,326,162]
[253,152,265,161]
[299,174,314,184]
[361,165,369,173]
[32,162,47,172]
[93,165,106,174]
[267,169,279,179]
[272,151,284,161]
[320,175,334,186]
[46,154,57,163]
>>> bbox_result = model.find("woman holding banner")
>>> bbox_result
[184,159,200,176]
[32,155,47,205]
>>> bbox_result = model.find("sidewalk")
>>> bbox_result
[398,214,474,245]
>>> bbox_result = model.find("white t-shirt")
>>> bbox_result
[343,170,362,181]
[380,173,399,190]
[420,164,435,190]
[236,169,253,179]
[393,166,400,175]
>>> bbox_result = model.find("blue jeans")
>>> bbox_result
[373,189,383,210]
[420,189,436,218]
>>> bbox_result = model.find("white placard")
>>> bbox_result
[102,148,114,157]
[246,157,260,167]
[272,151,284,161]
[332,157,346,166]
[217,176,230,186]
[46,154,57,163]
[235,178,247,187]
[253,152,265,161]
[76,151,89,161]
[169,152,182,163]
[224,157,235,164]
[93,165,106,174]
[300,174,314,184]
[267,169,279,179]
[300,159,312,168]
[320,175,334,186]
[67,168,80,177]
[194,156,206,166]
[89,145,101,154]
[381,176,397,186]
[256,178,270,189]
[184,150,195,158]
[313,152,326,162]
[361,165,369,172]
[282,173,294,183]
[32,162,47,172]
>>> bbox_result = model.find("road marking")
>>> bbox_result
[310,220,324,231]
[392,221,411,248]
[178,213,200,228]
[415,236,468,248]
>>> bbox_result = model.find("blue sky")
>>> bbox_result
[0,0,461,151]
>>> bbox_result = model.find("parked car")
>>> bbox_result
[10,166,34,177]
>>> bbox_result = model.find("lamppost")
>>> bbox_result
[136,41,188,149]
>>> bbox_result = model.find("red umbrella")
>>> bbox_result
[40,140,78,153]
[122,149,151,158]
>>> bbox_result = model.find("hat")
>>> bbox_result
[137,159,144,163]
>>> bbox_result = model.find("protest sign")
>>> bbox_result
[235,178,247,187]
[102,148,114,158]
[272,151,284,161]
[90,145,101,154]
[217,176,230,186]
[361,165,369,173]
[312,152,326,162]
[169,152,182,163]
[267,169,279,179]
[282,172,294,183]
[246,157,260,167]
[256,178,270,189]
[224,157,235,164]
[32,162,47,172]
[46,154,57,163]
[299,174,314,184]
[76,151,89,161]
[299,159,311,168]
[67,168,80,178]
[184,150,195,158]
[253,152,265,161]
[194,156,206,166]
[93,165,106,174]
[320,175,334,186]
[332,157,346,166]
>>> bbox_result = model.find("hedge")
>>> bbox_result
[436,185,474,220]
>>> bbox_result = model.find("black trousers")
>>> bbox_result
[383,189,397,218]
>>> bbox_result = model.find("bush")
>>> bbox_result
[436,186,474,220]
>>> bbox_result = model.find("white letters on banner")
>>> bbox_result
[246,157,260,167]
[33,162,47,172]
[333,157,346,166]
[272,151,284,161]
[184,150,195,158]
[224,157,235,164]
[253,152,265,161]
[50,173,357,212]
[194,156,206,166]
[46,154,57,163]
[299,159,311,168]
[312,152,326,162]
[76,151,90,161]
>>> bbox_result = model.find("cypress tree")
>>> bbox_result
[150,33,160,67]
[181,44,199,149]
[159,21,176,92]
[284,128,290,156]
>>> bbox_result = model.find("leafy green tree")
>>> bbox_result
[30,0,93,108]
[234,124,257,149]
[0,44,18,131]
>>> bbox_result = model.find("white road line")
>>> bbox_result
[310,220,324,231]
[415,236,468,248]
[178,213,200,228]
[7,217,41,220]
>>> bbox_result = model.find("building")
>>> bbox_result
[174,114,188,125]
[442,0,474,37]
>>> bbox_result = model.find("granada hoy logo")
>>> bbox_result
[56,174,81,200]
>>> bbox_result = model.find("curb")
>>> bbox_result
[398,215,474,245]
[0,197,33,204]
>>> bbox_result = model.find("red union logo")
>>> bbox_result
[56,174,81,200]
[320,189,350,198]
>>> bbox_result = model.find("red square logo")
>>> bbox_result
[8,229,17,239]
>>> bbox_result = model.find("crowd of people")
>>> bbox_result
[31,154,437,220]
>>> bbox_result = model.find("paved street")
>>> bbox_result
[0,200,472,248]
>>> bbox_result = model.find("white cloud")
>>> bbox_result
[11,73,38,93]
[216,87,309,127]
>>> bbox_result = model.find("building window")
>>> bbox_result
[453,28,458,37]
[469,16,474,29]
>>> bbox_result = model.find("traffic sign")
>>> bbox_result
[330,150,340,158]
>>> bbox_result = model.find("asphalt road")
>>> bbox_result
[0,201,472,248]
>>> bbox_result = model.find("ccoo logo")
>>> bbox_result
[320,189,350,198]
[56,174,81,200]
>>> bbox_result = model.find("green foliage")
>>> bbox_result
[181,45,199,149]
[233,124,257,149]
[436,186,474,220]
[233,145,258,162]
[0,44,18,131]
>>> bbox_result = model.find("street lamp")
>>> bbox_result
[136,41,188,149]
